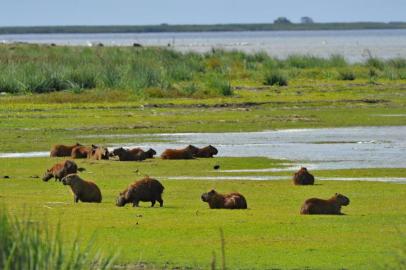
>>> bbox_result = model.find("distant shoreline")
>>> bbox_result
[1,22,406,35]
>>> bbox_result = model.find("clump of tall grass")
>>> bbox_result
[338,69,356,80]
[0,210,114,270]
[207,74,233,96]
[263,70,288,86]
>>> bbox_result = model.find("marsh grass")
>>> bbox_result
[263,70,288,86]
[0,210,114,270]
[0,44,406,96]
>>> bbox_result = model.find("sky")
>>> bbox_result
[1,0,405,26]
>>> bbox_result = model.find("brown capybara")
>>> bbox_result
[61,174,102,203]
[71,146,91,159]
[116,177,164,207]
[50,143,82,157]
[300,193,350,215]
[87,145,109,160]
[195,145,218,158]
[293,167,315,185]
[42,160,79,182]
[111,147,146,161]
[129,148,157,159]
[201,189,247,209]
[160,145,199,160]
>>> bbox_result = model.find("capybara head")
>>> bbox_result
[207,145,218,155]
[335,193,350,206]
[201,189,217,202]
[116,194,127,207]
[186,145,199,155]
[61,174,77,186]
[92,146,109,160]
[42,170,53,182]
[112,147,126,156]
[145,148,157,158]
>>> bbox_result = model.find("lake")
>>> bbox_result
[2,29,406,62]
[1,126,405,170]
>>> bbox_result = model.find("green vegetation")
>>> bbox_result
[1,45,406,97]
[0,209,114,269]
[1,157,405,269]
[1,22,406,34]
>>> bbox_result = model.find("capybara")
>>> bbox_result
[293,167,315,185]
[195,145,218,158]
[111,147,146,161]
[201,189,247,209]
[300,193,350,215]
[116,177,164,207]
[87,145,109,160]
[129,148,157,159]
[71,145,91,159]
[61,174,102,203]
[50,143,82,157]
[160,145,199,160]
[42,160,78,182]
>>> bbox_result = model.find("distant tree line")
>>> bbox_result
[0,21,406,35]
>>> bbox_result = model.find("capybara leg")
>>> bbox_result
[151,200,156,207]
[132,201,139,207]
[74,195,79,203]
[157,198,163,207]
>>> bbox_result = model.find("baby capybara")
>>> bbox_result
[111,147,146,161]
[42,160,78,182]
[293,167,315,185]
[61,174,102,203]
[160,145,199,159]
[87,145,109,160]
[129,148,157,159]
[201,189,247,209]
[300,193,350,215]
[50,143,82,157]
[195,145,218,158]
[116,177,164,207]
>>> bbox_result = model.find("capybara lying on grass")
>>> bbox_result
[300,193,350,215]
[42,160,79,182]
[111,147,146,161]
[71,145,91,159]
[50,143,82,157]
[88,145,109,160]
[129,148,157,159]
[195,145,218,158]
[161,145,199,159]
[116,177,164,207]
[61,174,102,203]
[201,189,247,209]
[293,167,315,185]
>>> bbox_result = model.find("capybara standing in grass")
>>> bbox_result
[201,189,247,209]
[195,145,218,158]
[129,148,157,159]
[293,167,315,185]
[42,160,78,182]
[87,145,109,160]
[61,174,102,203]
[111,147,146,161]
[116,177,164,207]
[300,193,350,215]
[50,143,82,157]
[160,145,199,159]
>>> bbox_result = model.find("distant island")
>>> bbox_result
[1,21,406,35]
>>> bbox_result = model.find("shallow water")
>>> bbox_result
[1,126,405,170]
[2,29,406,62]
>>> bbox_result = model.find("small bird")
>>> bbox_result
[213,165,220,170]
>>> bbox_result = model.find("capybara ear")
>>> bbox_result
[91,144,97,149]
[335,193,339,196]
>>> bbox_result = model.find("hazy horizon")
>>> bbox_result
[1,0,405,27]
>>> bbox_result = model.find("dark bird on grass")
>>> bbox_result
[213,165,220,170]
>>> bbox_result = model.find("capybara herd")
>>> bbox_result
[46,143,351,215]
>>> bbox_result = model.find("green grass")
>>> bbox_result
[0,157,406,269]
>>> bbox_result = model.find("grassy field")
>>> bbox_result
[1,157,406,269]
